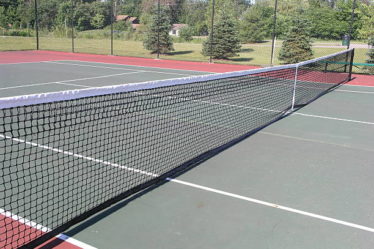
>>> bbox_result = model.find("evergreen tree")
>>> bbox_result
[143,6,174,54]
[358,3,374,40]
[239,3,273,43]
[278,13,313,64]
[366,37,374,74]
[202,13,241,59]
[179,27,193,42]
[0,6,7,28]
[180,0,208,35]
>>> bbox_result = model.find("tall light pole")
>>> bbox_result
[111,0,114,55]
[157,0,161,59]
[71,0,75,53]
[270,0,278,66]
[34,0,39,50]
[209,0,215,63]
[347,0,357,49]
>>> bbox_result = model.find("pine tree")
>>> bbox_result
[366,37,374,74]
[278,13,313,64]
[143,6,174,54]
[239,4,272,43]
[202,13,241,59]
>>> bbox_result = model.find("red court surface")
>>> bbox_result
[1,50,372,87]
[349,74,374,87]
[0,50,257,73]
[0,214,84,249]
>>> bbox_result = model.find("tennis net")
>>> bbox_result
[0,49,354,249]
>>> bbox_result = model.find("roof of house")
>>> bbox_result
[116,15,130,21]
[128,17,138,23]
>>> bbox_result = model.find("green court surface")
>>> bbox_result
[1,60,373,249]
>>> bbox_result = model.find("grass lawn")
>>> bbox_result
[0,36,370,73]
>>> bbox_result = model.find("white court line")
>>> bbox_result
[45,61,146,71]
[0,60,56,65]
[23,79,282,115]
[295,112,374,125]
[335,89,374,94]
[45,61,197,77]
[1,134,374,234]
[46,61,368,94]
[134,91,282,114]
[0,134,158,178]
[0,71,144,91]
[54,82,92,88]
[0,208,97,249]
[49,59,218,73]
[344,84,374,88]
[168,178,374,233]
[57,234,97,249]
[0,82,64,91]
[259,131,374,153]
[49,60,374,90]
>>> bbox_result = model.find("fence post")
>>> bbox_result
[34,0,39,50]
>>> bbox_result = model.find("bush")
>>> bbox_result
[3,29,33,37]
[76,29,111,39]
[123,30,144,41]
[278,13,313,64]
[202,14,241,59]
[366,37,374,74]
[179,27,193,42]
[53,25,73,38]
[193,23,208,36]
[239,4,273,43]
[91,14,105,29]
[110,21,131,32]
[143,7,174,54]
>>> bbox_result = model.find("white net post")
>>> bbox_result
[291,65,299,111]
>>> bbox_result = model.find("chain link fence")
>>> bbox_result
[0,0,373,74]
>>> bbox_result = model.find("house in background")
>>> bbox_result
[169,24,188,37]
[115,15,141,30]
[116,15,130,22]
[128,17,139,24]
[115,15,139,25]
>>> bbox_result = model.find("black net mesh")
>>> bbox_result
[0,50,353,249]
[293,49,354,107]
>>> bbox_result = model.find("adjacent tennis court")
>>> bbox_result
[1,51,374,249]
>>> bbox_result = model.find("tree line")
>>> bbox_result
[0,0,373,64]
[0,0,373,41]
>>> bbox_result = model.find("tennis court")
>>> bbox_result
[1,50,374,249]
